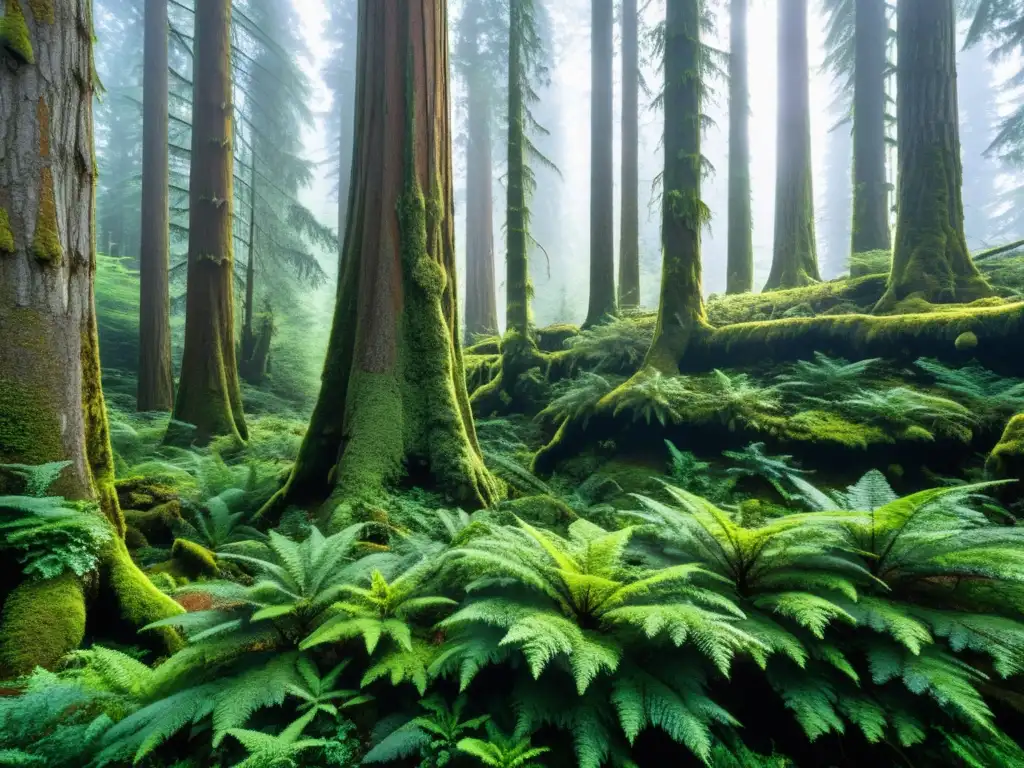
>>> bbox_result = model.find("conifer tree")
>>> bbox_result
[585,0,617,326]
[137,0,174,412]
[764,0,820,290]
[878,0,991,308]
[725,0,752,294]
[170,0,248,444]
[0,0,181,677]
[618,0,641,308]
[262,0,500,523]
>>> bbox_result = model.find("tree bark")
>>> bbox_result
[643,0,708,373]
[764,0,820,291]
[505,0,529,338]
[240,152,257,372]
[726,0,753,294]
[850,0,890,258]
[337,21,356,259]
[618,0,640,308]
[464,60,498,341]
[170,0,248,445]
[261,0,500,524]
[878,0,992,309]
[0,0,180,677]
[584,0,616,326]
[137,0,174,412]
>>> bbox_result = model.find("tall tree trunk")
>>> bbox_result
[464,69,498,341]
[618,0,640,308]
[0,0,180,678]
[878,0,991,309]
[764,0,820,290]
[241,154,257,365]
[338,63,356,258]
[824,122,853,278]
[851,0,890,257]
[137,0,174,412]
[171,0,248,445]
[585,0,616,326]
[261,0,500,524]
[958,40,996,251]
[726,0,753,294]
[643,0,708,374]
[506,0,529,338]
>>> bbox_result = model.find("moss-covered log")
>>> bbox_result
[879,0,991,309]
[0,0,181,677]
[261,0,500,527]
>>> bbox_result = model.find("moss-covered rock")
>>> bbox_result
[536,323,580,352]
[124,526,149,550]
[0,573,86,677]
[986,414,1024,491]
[170,539,219,578]
[115,476,180,511]
[123,500,183,548]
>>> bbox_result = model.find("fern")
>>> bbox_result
[914,358,1024,422]
[838,387,978,442]
[774,352,882,397]
[457,722,548,767]
[539,372,621,428]
[565,316,654,373]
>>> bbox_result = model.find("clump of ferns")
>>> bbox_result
[914,358,1024,426]
[773,353,884,399]
[538,371,623,429]
[432,517,760,766]
[563,316,655,374]
[628,480,1024,757]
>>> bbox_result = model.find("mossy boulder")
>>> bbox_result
[0,573,85,677]
[485,495,577,529]
[536,323,580,352]
[115,476,179,512]
[124,500,184,548]
[986,414,1024,499]
[149,539,219,582]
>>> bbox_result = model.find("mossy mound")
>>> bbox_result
[123,501,184,548]
[707,275,887,326]
[536,323,580,351]
[986,414,1024,495]
[0,573,85,677]
[115,476,180,512]
[483,494,577,529]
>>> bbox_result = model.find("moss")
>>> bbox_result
[32,169,62,264]
[115,477,179,511]
[783,410,891,450]
[466,336,501,355]
[0,0,34,64]
[465,353,500,394]
[124,526,149,550]
[0,208,13,254]
[124,501,184,548]
[170,538,219,578]
[986,414,1024,483]
[955,331,978,351]
[26,0,53,23]
[0,573,86,677]
[484,495,577,528]
[535,323,580,352]
[706,275,887,326]
[102,540,183,655]
[0,376,63,466]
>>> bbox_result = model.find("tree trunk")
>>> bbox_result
[850,0,890,258]
[464,68,498,341]
[618,0,640,308]
[241,153,257,370]
[584,0,616,326]
[764,0,820,291]
[170,0,248,445]
[878,0,992,309]
[137,0,174,412]
[260,0,500,525]
[0,0,180,678]
[726,0,753,294]
[337,59,356,259]
[643,0,708,373]
[506,0,529,338]
[958,40,996,251]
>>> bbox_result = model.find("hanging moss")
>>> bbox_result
[0,208,14,254]
[0,0,34,64]
[0,573,86,677]
[26,0,53,24]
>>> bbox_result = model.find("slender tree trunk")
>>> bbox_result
[261,0,500,524]
[338,66,356,258]
[464,70,498,341]
[585,0,616,326]
[851,0,890,258]
[242,154,257,365]
[171,0,248,445]
[643,0,708,373]
[823,123,853,278]
[0,0,180,677]
[137,0,174,412]
[878,0,991,309]
[618,0,640,308]
[764,0,820,290]
[506,0,529,338]
[958,40,996,251]
[726,0,753,294]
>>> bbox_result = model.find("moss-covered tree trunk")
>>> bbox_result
[506,0,530,339]
[643,0,709,374]
[850,0,890,261]
[464,65,498,342]
[618,0,640,309]
[726,0,753,294]
[764,0,820,291]
[137,0,174,412]
[877,0,992,310]
[170,0,247,445]
[585,0,616,327]
[262,0,500,524]
[0,0,181,678]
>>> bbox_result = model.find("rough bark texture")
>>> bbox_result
[726,0,753,294]
[585,0,616,326]
[261,0,500,525]
[643,0,708,373]
[764,0,820,291]
[878,0,991,309]
[618,0,640,308]
[0,0,180,677]
[137,0,174,412]
[464,51,498,341]
[505,0,529,338]
[850,0,890,258]
[171,0,248,445]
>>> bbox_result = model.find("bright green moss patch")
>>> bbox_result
[0,377,63,466]
[955,331,979,351]
[0,0,34,64]
[0,207,14,253]
[986,413,1024,484]
[707,275,888,326]
[783,410,891,449]
[0,573,85,677]
[32,168,62,264]
[26,0,53,23]
[169,538,219,578]
[103,540,183,654]
[123,501,183,548]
